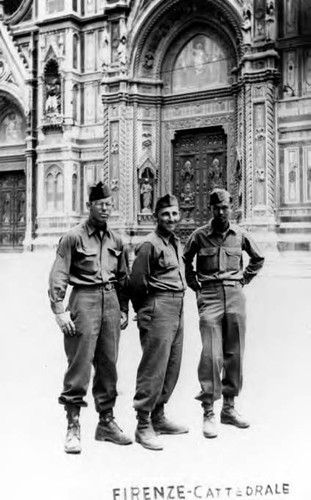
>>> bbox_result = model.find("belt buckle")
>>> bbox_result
[105,282,114,291]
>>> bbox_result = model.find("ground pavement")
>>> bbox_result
[0,250,310,500]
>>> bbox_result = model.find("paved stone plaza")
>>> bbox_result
[1,250,310,500]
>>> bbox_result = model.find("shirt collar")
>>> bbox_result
[206,220,237,237]
[86,220,111,238]
[155,228,179,246]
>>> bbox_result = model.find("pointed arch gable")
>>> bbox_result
[129,0,243,80]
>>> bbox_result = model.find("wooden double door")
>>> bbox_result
[0,171,26,249]
[173,127,227,239]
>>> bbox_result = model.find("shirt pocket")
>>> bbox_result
[158,249,177,270]
[197,247,218,273]
[75,247,98,274]
[222,247,242,272]
[108,247,122,273]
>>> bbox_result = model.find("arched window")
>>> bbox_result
[72,173,79,212]
[45,167,64,213]
[73,34,79,70]
[55,172,64,212]
[46,173,54,212]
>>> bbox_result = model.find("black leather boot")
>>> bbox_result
[95,409,132,445]
[64,404,81,454]
[151,405,189,435]
[135,410,163,450]
[202,402,218,438]
[221,397,250,428]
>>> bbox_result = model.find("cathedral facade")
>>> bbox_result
[0,0,310,250]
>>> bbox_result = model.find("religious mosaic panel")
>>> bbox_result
[172,34,229,93]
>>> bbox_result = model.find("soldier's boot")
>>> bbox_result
[202,402,218,439]
[95,409,132,445]
[135,410,163,451]
[220,396,250,429]
[64,404,82,454]
[151,405,189,435]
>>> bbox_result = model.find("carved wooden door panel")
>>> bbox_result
[0,171,26,248]
[173,127,227,241]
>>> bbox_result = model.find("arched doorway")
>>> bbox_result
[0,95,27,249]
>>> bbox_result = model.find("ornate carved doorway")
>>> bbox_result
[173,127,227,240]
[0,171,26,249]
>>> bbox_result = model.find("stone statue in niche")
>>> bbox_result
[140,170,154,213]
[266,1,276,41]
[118,35,127,74]
[101,23,110,74]
[45,76,61,114]
[209,158,223,189]
[242,3,252,45]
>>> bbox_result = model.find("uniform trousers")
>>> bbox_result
[134,292,184,413]
[58,285,121,413]
[196,282,246,404]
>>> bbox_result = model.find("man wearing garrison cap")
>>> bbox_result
[48,181,132,454]
[183,188,265,439]
[129,193,188,450]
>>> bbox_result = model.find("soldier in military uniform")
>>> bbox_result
[48,182,132,453]
[130,194,188,450]
[183,188,264,438]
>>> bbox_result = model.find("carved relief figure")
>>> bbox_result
[17,192,26,223]
[288,164,298,202]
[143,51,154,70]
[180,182,195,205]
[2,192,10,223]
[117,35,127,73]
[181,160,194,180]
[209,158,223,189]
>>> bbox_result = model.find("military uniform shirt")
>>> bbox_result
[183,222,265,291]
[48,220,129,314]
[130,229,186,312]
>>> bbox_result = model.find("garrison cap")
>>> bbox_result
[89,181,112,202]
[209,188,232,206]
[155,193,179,214]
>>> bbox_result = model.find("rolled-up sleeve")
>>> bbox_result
[242,231,265,284]
[48,235,73,314]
